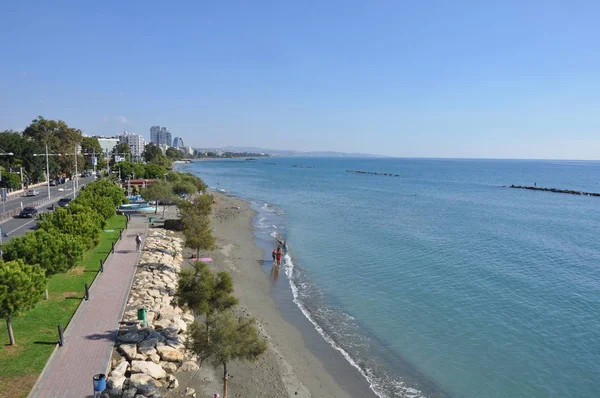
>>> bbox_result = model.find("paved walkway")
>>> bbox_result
[29,214,149,398]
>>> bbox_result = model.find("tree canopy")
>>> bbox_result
[186,311,266,398]
[0,259,46,345]
[23,116,83,175]
[2,230,85,276]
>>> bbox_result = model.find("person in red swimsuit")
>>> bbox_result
[276,247,283,266]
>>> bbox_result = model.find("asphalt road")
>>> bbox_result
[0,176,97,244]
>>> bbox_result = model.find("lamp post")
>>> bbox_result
[33,145,61,200]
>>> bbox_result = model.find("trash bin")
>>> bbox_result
[149,217,154,224]
[137,307,147,325]
[93,374,106,393]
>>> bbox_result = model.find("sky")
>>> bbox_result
[1,1,599,159]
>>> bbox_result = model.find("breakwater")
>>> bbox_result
[346,170,400,177]
[506,185,600,197]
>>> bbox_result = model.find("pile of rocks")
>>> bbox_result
[104,230,199,398]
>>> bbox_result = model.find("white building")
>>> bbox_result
[96,138,119,154]
[118,132,145,159]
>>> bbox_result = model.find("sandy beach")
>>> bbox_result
[169,191,375,397]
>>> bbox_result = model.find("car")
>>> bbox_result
[26,189,40,196]
[50,179,57,186]
[19,207,38,218]
[56,198,72,208]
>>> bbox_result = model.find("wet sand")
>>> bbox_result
[171,192,377,397]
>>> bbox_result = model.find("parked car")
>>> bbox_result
[50,179,57,186]
[56,198,72,208]
[19,207,38,218]
[26,189,40,196]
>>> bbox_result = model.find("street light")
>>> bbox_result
[33,145,61,200]
[0,148,14,214]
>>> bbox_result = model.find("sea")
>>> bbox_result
[177,157,600,398]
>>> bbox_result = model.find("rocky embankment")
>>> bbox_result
[346,169,400,177]
[506,185,600,197]
[103,229,199,398]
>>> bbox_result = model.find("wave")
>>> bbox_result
[282,252,426,398]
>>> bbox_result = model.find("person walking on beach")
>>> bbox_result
[135,233,142,252]
[276,246,283,266]
[272,248,277,265]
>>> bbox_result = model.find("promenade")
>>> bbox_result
[28,214,149,398]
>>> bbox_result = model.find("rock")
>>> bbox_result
[147,289,161,298]
[130,373,160,396]
[110,360,130,378]
[118,344,138,361]
[167,375,179,389]
[131,360,167,379]
[138,346,157,356]
[139,337,158,350]
[118,332,145,343]
[182,313,195,323]
[160,362,178,374]
[184,387,196,396]
[178,361,199,372]
[122,388,137,398]
[157,346,184,362]
[107,376,126,390]
[149,353,161,363]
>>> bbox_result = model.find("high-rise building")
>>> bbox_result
[172,137,184,148]
[118,132,145,159]
[150,126,161,145]
[150,126,172,146]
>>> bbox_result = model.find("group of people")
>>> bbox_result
[272,246,283,266]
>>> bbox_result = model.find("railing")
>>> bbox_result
[0,196,54,222]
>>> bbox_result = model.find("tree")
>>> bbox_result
[23,116,82,174]
[81,137,105,170]
[83,179,126,207]
[3,229,85,276]
[0,259,46,345]
[0,131,45,183]
[182,214,215,258]
[185,311,266,398]
[165,147,185,160]
[143,163,167,180]
[172,181,197,197]
[142,143,163,163]
[0,171,22,190]
[141,180,173,215]
[176,262,238,322]
[72,191,116,221]
[37,207,103,249]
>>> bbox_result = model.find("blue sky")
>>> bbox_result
[1,1,599,159]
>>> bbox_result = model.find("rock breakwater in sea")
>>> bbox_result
[103,229,200,398]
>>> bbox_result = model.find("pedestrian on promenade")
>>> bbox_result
[135,233,142,252]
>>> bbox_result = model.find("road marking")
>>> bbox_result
[7,218,38,235]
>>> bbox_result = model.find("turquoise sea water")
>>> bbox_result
[179,158,600,398]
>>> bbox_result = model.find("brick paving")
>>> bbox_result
[28,214,149,398]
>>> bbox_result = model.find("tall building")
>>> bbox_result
[118,132,145,159]
[150,126,161,145]
[173,137,184,148]
[150,126,172,146]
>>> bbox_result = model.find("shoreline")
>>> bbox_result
[180,191,376,397]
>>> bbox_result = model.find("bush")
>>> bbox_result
[37,207,102,249]
[3,230,85,276]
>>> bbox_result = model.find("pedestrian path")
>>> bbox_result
[28,214,149,398]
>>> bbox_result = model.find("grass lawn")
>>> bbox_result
[0,215,126,398]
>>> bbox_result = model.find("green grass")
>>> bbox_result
[0,215,126,398]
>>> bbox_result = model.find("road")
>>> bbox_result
[0,176,97,244]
